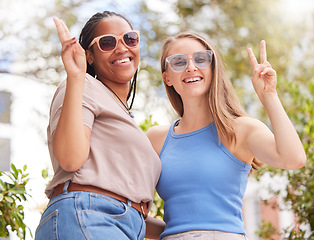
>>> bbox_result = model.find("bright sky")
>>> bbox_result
[2,0,313,46]
[284,0,314,18]
[3,0,314,24]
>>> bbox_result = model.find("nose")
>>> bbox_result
[115,39,128,53]
[185,57,197,72]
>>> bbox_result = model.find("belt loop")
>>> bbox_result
[127,199,131,208]
[63,180,70,194]
[140,202,148,220]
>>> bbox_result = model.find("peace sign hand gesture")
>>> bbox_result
[248,40,277,105]
[53,17,86,79]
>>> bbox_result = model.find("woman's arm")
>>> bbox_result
[145,126,169,238]
[52,17,91,172]
[146,125,170,155]
[245,41,306,169]
[145,216,166,239]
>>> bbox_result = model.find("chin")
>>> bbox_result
[117,74,136,84]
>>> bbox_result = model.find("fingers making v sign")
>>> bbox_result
[53,17,86,78]
[248,40,277,105]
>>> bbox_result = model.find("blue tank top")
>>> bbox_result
[156,120,251,238]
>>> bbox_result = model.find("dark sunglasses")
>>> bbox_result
[166,50,213,72]
[88,30,140,52]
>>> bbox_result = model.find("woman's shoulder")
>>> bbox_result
[146,124,171,155]
[227,116,266,165]
[233,116,270,148]
[146,124,171,141]
[234,116,265,130]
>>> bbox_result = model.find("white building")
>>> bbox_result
[0,73,55,240]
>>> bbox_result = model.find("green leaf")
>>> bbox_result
[10,186,26,195]
[20,194,27,201]
[17,205,24,211]
[0,179,5,190]
[22,173,29,179]
[42,168,49,179]
[11,164,19,179]
[4,196,14,203]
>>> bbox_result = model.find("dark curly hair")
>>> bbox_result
[79,11,137,109]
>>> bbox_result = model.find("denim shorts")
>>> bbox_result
[162,230,249,240]
[35,184,146,240]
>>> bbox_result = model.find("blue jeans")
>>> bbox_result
[35,182,146,240]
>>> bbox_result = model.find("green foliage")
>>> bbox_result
[0,0,91,84]
[41,168,50,180]
[0,164,31,239]
[256,220,279,240]
[283,227,307,240]
[139,116,165,220]
[255,78,314,238]
[139,115,158,132]
[284,81,314,234]
[150,190,164,219]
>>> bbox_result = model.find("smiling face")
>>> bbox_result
[86,16,140,86]
[163,38,213,100]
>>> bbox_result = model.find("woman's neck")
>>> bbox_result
[97,76,130,104]
[175,96,213,134]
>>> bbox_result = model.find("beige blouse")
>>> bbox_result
[45,74,161,208]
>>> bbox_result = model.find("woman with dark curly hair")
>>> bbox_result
[35,11,161,240]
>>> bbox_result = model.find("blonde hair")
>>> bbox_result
[160,32,262,170]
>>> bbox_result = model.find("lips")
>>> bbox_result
[183,76,203,83]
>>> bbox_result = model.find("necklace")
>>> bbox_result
[100,81,134,118]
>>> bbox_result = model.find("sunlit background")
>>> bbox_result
[0,0,313,239]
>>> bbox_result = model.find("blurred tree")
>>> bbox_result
[0,0,92,85]
[255,77,314,239]
[139,0,308,110]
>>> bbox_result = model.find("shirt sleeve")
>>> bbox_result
[48,76,97,136]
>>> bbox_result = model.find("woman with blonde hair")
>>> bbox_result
[146,32,306,239]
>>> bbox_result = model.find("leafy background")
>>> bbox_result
[0,0,313,239]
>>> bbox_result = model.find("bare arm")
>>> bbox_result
[52,17,90,172]
[145,216,166,239]
[146,125,170,155]
[144,126,169,238]
[245,41,306,169]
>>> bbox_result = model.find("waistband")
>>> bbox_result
[52,182,148,219]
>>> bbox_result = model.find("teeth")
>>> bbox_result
[116,58,130,64]
[185,77,201,83]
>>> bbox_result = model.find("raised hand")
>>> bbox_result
[53,17,86,78]
[248,40,277,104]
